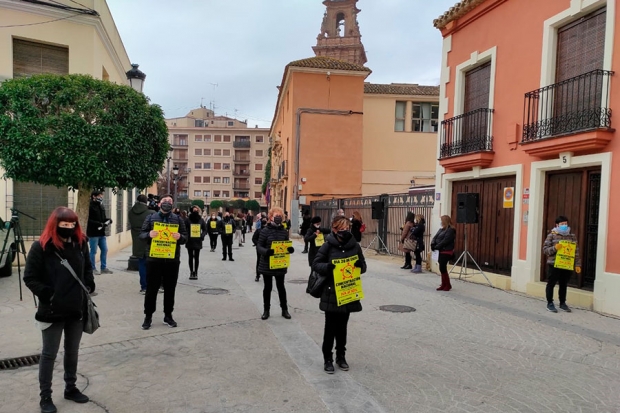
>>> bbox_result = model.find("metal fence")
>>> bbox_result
[310,190,435,258]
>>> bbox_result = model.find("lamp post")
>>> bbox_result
[125,63,146,93]
[173,164,179,204]
[166,149,173,195]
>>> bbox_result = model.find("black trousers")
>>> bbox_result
[144,259,180,317]
[187,248,201,273]
[208,233,218,250]
[546,264,572,304]
[414,250,422,266]
[263,274,287,310]
[221,236,233,257]
[304,240,309,251]
[438,252,451,273]
[255,251,260,276]
[322,312,350,361]
[404,252,412,266]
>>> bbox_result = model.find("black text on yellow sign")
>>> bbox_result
[149,222,179,259]
[332,255,364,306]
[190,224,201,238]
[269,240,293,269]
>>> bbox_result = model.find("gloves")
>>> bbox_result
[287,246,295,254]
[265,249,275,257]
[554,243,562,251]
[327,263,336,271]
[575,266,581,274]
[353,260,363,268]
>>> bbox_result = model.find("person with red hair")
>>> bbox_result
[24,206,95,413]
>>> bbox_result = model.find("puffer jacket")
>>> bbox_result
[412,219,426,252]
[256,223,290,276]
[139,212,188,261]
[184,213,208,250]
[218,217,236,239]
[128,202,156,258]
[304,226,331,267]
[543,228,581,266]
[24,240,95,323]
[431,226,456,252]
[312,233,367,313]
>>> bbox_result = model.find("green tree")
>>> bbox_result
[231,199,245,210]
[0,74,169,225]
[245,200,260,212]
[262,146,271,194]
[191,199,205,210]
[210,200,223,210]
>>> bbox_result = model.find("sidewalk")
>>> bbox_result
[1,239,619,412]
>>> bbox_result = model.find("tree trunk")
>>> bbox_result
[76,189,91,232]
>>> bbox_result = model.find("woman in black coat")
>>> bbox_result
[184,206,208,280]
[312,216,367,374]
[410,214,426,273]
[24,207,96,413]
[252,217,268,282]
[304,216,331,269]
[430,215,456,291]
[256,207,294,320]
[350,211,363,242]
[206,212,220,252]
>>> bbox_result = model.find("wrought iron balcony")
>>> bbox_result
[233,170,250,177]
[233,141,251,148]
[233,156,251,163]
[233,184,250,190]
[439,108,494,159]
[522,69,614,142]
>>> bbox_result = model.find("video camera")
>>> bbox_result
[147,194,160,211]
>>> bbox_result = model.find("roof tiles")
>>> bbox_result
[287,56,371,73]
[434,0,488,29]
[364,83,439,96]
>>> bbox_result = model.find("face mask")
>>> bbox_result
[211,216,216,220]
[273,216,283,225]
[336,230,352,242]
[160,202,173,213]
[191,210,199,215]
[261,220,268,226]
[557,225,570,234]
[57,227,75,239]
[314,224,320,228]
[95,197,103,203]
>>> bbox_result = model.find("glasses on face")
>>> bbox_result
[58,222,77,229]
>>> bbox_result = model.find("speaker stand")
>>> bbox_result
[365,233,391,256]
[449,224,492,287]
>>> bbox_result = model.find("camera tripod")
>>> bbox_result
[449,223,492,286]
[0,208,36,303]
[364,220,391,256]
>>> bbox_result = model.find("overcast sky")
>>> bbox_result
[107,0,455,128]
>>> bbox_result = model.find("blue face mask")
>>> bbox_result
[558,224,569,233]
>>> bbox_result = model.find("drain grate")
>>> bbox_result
[379,305,416,313]
[0,355,40,370]
[197,288,229,295]
[287,279,308,284]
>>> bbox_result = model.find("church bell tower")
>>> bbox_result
[312,0,368,66]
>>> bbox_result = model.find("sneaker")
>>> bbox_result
[40,396,57,413]
[141,317,152,330]
[547,303,558,313]
[89,291,98,297]
[302,250,308,254]
[93,270,101,275]
[229,257,235,262]
[559,303,572,312]
[189,272,198,280]
[64,387,89,403]
[255,275,260,282]
[139,289,146,295]
[163,315,177,328]
[336,357,349,371]
[324,360,335,374]
[101,268,114,274]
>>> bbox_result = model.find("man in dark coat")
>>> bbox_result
[300,211,311,253]
[129,194,156,294]
[304,216,330,269]
[218,212,236,261]
[87,190,113,275]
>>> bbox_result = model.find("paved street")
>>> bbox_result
[1,238,620,413]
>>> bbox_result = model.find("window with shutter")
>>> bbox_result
[462,62,491,148]
[13,39,69,77]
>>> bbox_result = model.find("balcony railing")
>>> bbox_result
[233,170,250,177]
[439,108,494,159]
[522,69,614,142]
[233,184,250,190]
[233,156,251,162]
[233,141,251,148]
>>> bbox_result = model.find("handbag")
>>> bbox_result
[54,252,100,334]
[403,238,417,252]
[306,270,327,298]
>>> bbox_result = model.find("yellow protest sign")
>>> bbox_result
[225,224,233,235]
[149,222,179,259]
[315,233,325,247]
[332,255,364,306]
[269,240,293,269]
[283,222,288,229]
[210,221,217,229]
[554,240,576,270]
[190,224,201,238]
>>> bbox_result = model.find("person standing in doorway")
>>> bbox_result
[430,215,456,291]
[206,212,220,252]
[184,206,208,280]
[129,194,156,294]
[219,212,236,261]
[87,190,113,275]
[543,215,581,313]
[256,207,294,320]
[411,214,426,273]
[139,194,187,329]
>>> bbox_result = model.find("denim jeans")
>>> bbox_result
[138,257,147,290]
[39,320,83,398]
[88,236,108,270]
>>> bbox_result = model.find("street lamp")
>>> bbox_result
[125,63,146,93]
[166,149,173,195]
[173,164,179,203]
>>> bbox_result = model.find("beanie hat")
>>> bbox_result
[311,216,322,224]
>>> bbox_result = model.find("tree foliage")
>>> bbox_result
[231,199,245,210]
[210,200,224,210]
[262,146,271,194]
[191,199,205,210]
[0,74,169,192]
[245,200,260,212]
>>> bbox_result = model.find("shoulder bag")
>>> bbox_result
[54,252,100,334]
[306,270,327,298]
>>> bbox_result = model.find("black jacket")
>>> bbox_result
[256,223,290,276]
[304,226,331,267]
[252,227,262,245]
[128,202,156,258]
[184,213,208,250]
[351,219,363,242]
[431,226,456,252]
[206,217,220,235]
[24,240,95,323]
[218,218,236,239]
[312,233,366,313]
[412,220,426,252]
[87,200,108,237]
[300,217,311,235]
[139,212,188,261]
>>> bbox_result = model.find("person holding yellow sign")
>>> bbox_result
[312,216,367,374]
[304,216,331,273]
[206,212,220,252]
[543,215,581,313]
[256,207,294,320]
[218,212,237,261]
[184,206,208,280]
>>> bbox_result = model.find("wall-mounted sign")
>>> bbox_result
[503,187,514,209]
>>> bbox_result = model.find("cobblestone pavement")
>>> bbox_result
[1,238,619,413]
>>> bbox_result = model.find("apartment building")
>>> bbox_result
[166,107,269,206]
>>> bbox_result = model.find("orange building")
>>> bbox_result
[432,0,618,315]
